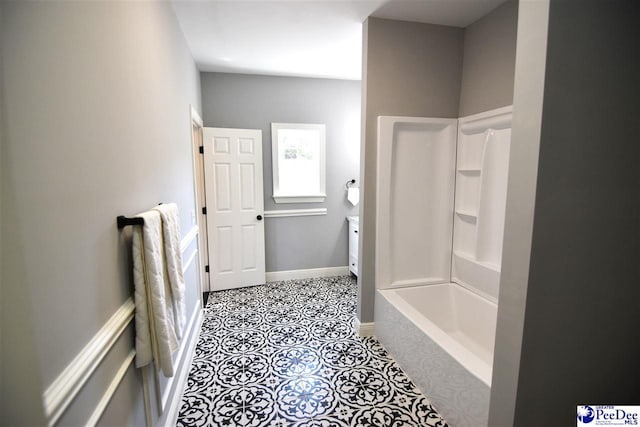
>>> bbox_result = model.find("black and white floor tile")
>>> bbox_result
[177,276,448,427]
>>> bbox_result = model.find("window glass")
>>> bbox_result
[271,123,326,203]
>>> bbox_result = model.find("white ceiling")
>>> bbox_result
[171,0,507,81]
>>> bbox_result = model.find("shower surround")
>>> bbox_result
[374,107,512,426]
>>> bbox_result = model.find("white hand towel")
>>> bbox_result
[133,210,178,377]
[347,187,360,206]
[153,203,187,339]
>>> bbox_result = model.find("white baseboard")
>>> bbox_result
[265,266,350,282]
[163,306,203,427]
[353,317,375,337]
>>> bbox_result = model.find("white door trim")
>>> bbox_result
[189,105,209,294]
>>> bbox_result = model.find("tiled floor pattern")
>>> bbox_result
[177,276,448,427]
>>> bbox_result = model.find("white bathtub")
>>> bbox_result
[375,283,497,427]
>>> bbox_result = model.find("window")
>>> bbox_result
[271,123,326,203]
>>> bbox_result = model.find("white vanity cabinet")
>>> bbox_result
[347,216,359,276]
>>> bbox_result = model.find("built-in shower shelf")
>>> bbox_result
[451,106,512,301]
[457,168,482,174]
[455,210,478,221]
[454,250,501,273]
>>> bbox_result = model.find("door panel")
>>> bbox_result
[203,127,265,290]
[240,164,256,209]
[216,227,233,273]
[241,225,257,271]
[214,164,232,210]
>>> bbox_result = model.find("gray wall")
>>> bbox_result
[200,73,361,272]
[1,4,47,425]
[1,2,201,425]
[491,0,640,424]
[514,0,640,423]
[459,0,518,117]
[359,17,464,322]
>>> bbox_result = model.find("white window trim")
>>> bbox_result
[271,122,326,204]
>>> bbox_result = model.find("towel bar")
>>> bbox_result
[117,215,144,229]
[117,203,165,229]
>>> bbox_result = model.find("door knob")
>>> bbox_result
[257,215,263,221]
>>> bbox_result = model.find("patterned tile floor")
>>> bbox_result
[177,276,448,427]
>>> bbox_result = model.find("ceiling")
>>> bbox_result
[171,0,507,81]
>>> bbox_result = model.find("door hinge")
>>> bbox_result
[205,265,210,273]
[202,207,207,215]
[199,146,204,154]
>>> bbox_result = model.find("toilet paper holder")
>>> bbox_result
[345,179,356,190]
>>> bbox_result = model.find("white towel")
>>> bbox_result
[153,203,187,339]
[133,210,178,377]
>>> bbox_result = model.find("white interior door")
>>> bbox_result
[203,127,265,291]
